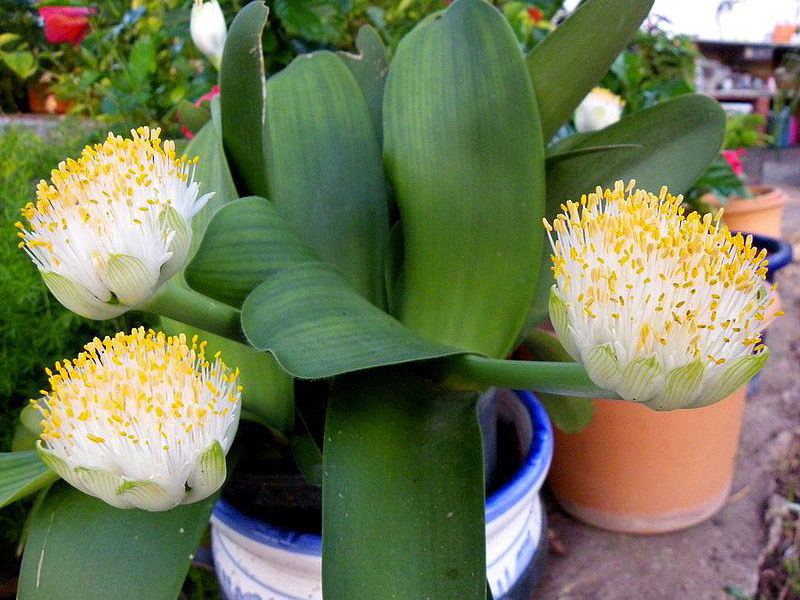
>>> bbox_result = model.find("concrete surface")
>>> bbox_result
[535,154,800,600]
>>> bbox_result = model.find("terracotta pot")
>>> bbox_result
[718,185,788,238]
[27,85,72,115]
[547,386,747,534]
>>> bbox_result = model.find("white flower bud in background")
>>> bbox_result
[191,0,227,69]
[16,127,211,320]
[573,87,624,133]
[546,181,779,410]
[34,328,242,511]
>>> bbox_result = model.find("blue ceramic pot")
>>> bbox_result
[211,389,553,600]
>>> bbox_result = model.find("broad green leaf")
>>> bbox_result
[519,330,594,433]
[177,100,211,136]
[337,25,389,145]
[241,262,462,379]
[527,0,654,140]
[220,1,270,197]
[160,317,294,434]
[323,369,486,600]
[526,93,727,330]
[18,484,217,600]
[384,0,544,358]
[0,451,57,509]
[186,197,318,307]
[184,121,238,259]
[265,51,389,306]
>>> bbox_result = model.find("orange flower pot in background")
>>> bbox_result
[547,387,747,534]
[719,185,788,238]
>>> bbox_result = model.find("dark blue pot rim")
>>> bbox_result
[212,390,554,557]
[733,232,793,280]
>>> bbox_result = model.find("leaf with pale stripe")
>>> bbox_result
[186,196,318,307]
[0,451,56,509]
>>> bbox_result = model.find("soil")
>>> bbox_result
[534,151,800,600]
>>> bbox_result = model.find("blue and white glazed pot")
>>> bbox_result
[211,389,553,600]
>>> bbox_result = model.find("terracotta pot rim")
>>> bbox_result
[722,186,787,215]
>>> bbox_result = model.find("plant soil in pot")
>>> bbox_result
[211,389,553,600]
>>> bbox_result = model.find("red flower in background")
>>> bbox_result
[527,6,544,23]
[38,6,96,46]
[180,85,221,139]
[722,149,745,177]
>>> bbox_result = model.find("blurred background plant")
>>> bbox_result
[601,16,700,114]
[1,0,571,131]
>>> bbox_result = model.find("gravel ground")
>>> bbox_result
[535,154,800,600]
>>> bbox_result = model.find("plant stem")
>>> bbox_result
[440,354,618,399]
[143,281,243,342]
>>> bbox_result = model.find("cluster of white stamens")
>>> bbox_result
[17,127,210,319]
[34,328,241,511]
[546,181,777,410]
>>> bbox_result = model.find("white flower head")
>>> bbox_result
[191,0,227,69]
[34,328,242,511]
[17,127,211,320]
[574,87,624,133]
[546,181,778,410]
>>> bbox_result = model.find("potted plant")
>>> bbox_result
[0,1,775,599]
[694,113,787,238]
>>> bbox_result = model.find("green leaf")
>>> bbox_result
[127,36,157,84]
[0,49,36,80]
[337,25,389,145]
[265,51,389,306]
[186,197,318,307]
[0,451,57,509]
[519,330,594,433]
[160,317,294,434]
[290,429,322,487]
[546,94,726,210]
[184,121,239,260]
[18,484,217,600]
[384,0,545,358]
[220,1,270,197]
[526,93,727,330]
[273,0,349,44]
[177,100,211,137]
[527,0,654,140]
[323,369,486,600]
[241,262,462,379]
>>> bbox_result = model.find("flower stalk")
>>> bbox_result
[144,280,243,342]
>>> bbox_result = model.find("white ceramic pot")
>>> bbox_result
[211,389,553,600]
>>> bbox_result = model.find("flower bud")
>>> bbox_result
[574,87,624,133]
[191,0,227,69]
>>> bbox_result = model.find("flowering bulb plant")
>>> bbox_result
[0,0,771,599]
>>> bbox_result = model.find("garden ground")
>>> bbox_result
[539,151,800,600]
